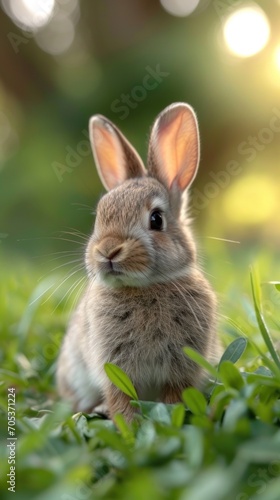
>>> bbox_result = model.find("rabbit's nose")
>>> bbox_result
[95,237,124,261]
[107,246,122,260]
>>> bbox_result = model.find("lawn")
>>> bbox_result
[0,245,280,500]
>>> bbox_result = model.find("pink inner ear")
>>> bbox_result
[155,107,199,191]
[92,125,126,190]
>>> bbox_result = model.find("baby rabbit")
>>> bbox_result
[56,103,219,421]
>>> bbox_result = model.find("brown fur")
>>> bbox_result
[56,103,220,421]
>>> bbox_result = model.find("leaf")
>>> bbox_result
[246,337,280,381]
[114,413,135,444]
[218,337,247,368]
[254,478,280,500]
[254,366,273,376]
[222,399,248,431]
[182,387,207,415]
[171,404,185,428]
[210,390,232,422]
[191,415,213,430]
[239,438,280,462]
[149,403,171,425]
[182,426,204,468]
[183,347,220,380]
[250,267,280,371]
[268,281,280,292]
[246,373,279,388]
[104,363,138,400]
[219,361,244,390]
[181,465,242,500]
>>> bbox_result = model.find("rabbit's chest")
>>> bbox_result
[93,286,199,361]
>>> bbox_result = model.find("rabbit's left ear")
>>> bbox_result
[89,115,146,191]
[147,103,200,192]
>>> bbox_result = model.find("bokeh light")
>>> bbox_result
[223,5,270,58]
[34,13,75,55]
[222,175,278,225]
[160,0,200,17]
[6,0,55,30]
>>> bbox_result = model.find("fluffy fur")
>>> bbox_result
[56,103,220,421]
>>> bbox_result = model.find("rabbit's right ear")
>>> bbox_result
[89,116,146,191]
[147,103,200,193]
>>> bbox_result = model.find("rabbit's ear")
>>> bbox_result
[148,103,200,192]
[89,115,146,191]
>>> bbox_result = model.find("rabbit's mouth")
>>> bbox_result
[97,263,153,288]
[107,269,123,277]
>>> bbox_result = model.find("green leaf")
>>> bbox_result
[246,373,279,387]
[182,387,207,415]
[182,426,204,467]
[218,337,247,367]
[210,390,232,422]
[219,361,244,390]
[104,363,138,400]
[239,438,280,462]
[254,478,280,500]
[183,347,220,379]
[191,414,213,429]
[250,267,280,371]
[114,413,135,444]
[246,337,280,381]
[171,404,185,428]
[222,399,248,431]
[268,281,280,292]
[150,403,171,425]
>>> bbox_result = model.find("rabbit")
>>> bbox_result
[56,102,220,422]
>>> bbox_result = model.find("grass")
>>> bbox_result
[0,246,280,500]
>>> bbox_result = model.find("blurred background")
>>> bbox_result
[1,0,280,305]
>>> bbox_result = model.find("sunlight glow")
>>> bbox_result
[223,176,277,225]
[160,0,200,17]
[8,0,55,30]
[275,46,280,72]
[223,6,270,58]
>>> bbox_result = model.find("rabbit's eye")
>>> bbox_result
[150,210,163,231]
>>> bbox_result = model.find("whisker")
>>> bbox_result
[41,266,84,305]
[51,272,85,315]
[205,236,241,244]
[38,259,84,282]
[69,275,87,312]
[49,236,87,245]
[33,250,83,259]
[71,202,94,212]
[59,230,89,242]
[29,280,57,306]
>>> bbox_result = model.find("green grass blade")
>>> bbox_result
[250,267,280,371]
[104,363,138,400]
